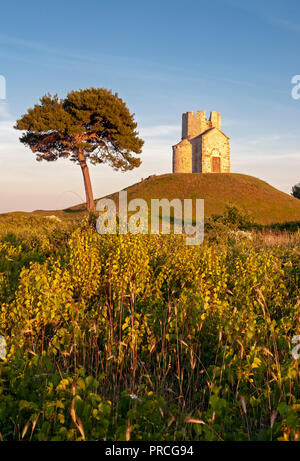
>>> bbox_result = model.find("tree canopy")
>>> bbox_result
[15,88,144,210]
[291,182,300,199]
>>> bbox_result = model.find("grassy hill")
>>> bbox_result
[2,173,300,225]
[96,173,300,225]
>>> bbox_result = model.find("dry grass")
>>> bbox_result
[97,173,300,225]
[254,230,300,247]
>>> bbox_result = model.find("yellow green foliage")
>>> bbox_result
[0,217,299,441]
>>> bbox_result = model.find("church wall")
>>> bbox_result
[182,111,211,139]
[190,137,202,172]
[172,140,192,173]
[209,112,221,130]
[173,110,230,174]
[202,130,230,173]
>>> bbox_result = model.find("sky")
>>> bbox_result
[1,0,300,213]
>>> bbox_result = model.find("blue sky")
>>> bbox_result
[1,0,300,212]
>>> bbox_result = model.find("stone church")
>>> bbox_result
[172,110,230,173]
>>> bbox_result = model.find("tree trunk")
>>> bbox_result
[78,149,95,211]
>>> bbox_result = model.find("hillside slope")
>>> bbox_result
[4,173,300,225]
[99,173,300,225]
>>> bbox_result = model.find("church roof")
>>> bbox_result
[172,138,191,148]
[195,127,229,140]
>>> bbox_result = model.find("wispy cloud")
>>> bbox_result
[269,18,300,34]
[140,125,180,137]
[233,150,300,162]
[246,135,281,146]
[0,33,100,62]
[223,0,300,36]
[0,102,13,122]
[0,32,282,93]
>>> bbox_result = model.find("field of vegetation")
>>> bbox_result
[0,212,299,441]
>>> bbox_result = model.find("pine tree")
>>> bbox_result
[291,182,300,199]
[15,88,144,211]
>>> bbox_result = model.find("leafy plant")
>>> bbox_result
[0,216,299,441]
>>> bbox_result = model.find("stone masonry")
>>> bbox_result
[172,111,230,173]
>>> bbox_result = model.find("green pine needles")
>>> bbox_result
[15,88,144,210]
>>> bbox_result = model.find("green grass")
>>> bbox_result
[103,173,300,225]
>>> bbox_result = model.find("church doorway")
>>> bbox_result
[212,156,221,173]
